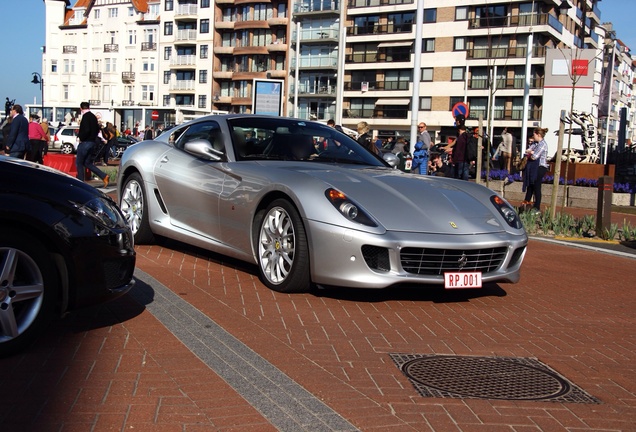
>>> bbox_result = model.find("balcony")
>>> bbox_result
[467,46,546,60]
[292,29,338,43]
[89,72,102,82]
[170,80,196,91]
[291,56,338,70]
[267,41,287,52]
[141,42,157,51]
[170,55,196,67]
[468,107,543,121]
[104,44,119,52]
[176,29,197,42]
[175,4,197,17]
[122,100,135,106]
[294,0,340,14]
[88,99,101,106]
[346,23,412,36]
[122,72,135,82]
[343,80,410,91]
[468,13,563,34]
[347,0,413,8]
[63,45,77,54]
[293,84,337,96]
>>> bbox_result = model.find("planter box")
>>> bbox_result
[487,180,634,209]
[548,162,615,182]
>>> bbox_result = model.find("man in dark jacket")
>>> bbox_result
[444,124,470,180]
[76,102,109,187]
[5,104,30,159]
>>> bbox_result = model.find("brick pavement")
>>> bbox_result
[1,234,635,431]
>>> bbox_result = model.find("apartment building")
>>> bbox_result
[37,0,633,155]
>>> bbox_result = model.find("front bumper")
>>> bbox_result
[306,220,527,289]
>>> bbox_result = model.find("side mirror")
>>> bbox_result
[383,151,399,168]
[184,139,225,161]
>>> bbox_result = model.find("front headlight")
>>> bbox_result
[490,195,523,229]
[76,197,127,229]
[325,188,377,227]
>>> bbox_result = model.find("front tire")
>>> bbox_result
[256,199,311,293]
[120,172,155,244]
[60,143,74,154]
[0,231,59,357]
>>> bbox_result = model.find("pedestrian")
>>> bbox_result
[5,104,30,159]
[41,117,50,157]
[521,127,550,213]
[76,102,109,188]
[444,124,470,180]
[493,127,512,172]
[393,138,412,173]
[1,115,12,154]
[356,121,378,155]
[143,125,153,140]
[27,114,47,163]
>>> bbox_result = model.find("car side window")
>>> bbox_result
[174,121,224,155]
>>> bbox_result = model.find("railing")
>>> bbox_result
[122,72,135,82]
[467,12,563,34]
[346,23,412,36]
[468,107,543,121]
[343,81,410,91]
[175,4,197,16]
[88,99,101,106]
[347,0,413,8]
[141,42,157,51]
[104,44,119,52]
[342,107,408,119]
[122,100,135,106]
[293,0,339,13]
[292,28,338,41]
[176,29,197,41]
[63,45,77,53]
[467,45,546,60]
[170,55,196,66]
[292,56,338,69]
[170,80,196,91]
[89,72,102,82]
[292,84,337,95]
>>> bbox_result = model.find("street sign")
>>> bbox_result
[151,110,159,120]
[451,102,469,118]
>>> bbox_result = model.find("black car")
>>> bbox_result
[0,156,136,356]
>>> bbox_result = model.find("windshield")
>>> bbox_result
[228,117,387,167]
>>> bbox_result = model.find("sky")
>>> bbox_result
[1,0,634,110]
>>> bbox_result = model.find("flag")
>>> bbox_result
[598,56,613,118]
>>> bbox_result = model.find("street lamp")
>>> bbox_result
[559,0,572,16]
[31,72,44,118]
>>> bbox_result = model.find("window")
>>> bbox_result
[108,8,118,18]
[455,6,468,21]
[349,98,374,118]
[164,22,173,36]
[142,85,155,102]
[164,46,172,60]
[51,60,57,73]
[422,39,435,52]
[451,67,465,81]
[128,30,136,45]
[94,9,100,19]
[128,7,134,16]
[421,68,433,81]
[163,95,171,106]
[142,58,155,72]
[164,71,171,84]
[424,9,436,23]
[454,37,466,51]
[199,70,208,83]
[63,85,69,100]
[198,95,207,109]
[200,45,208,59]
[449,96,463,110]
[419,97,432,111]
[165,0,173,11]
[200,19,210,34]
[201,0,210,7]
[254,4,267,20]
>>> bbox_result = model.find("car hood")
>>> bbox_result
[288,165,506,235]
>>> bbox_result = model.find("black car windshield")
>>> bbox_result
[229,117,386,167]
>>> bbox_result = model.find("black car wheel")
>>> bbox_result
[0,230,58,357]
[120,172,155,244]
[256,199,310,293]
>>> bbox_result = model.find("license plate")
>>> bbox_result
[444,272,482,289]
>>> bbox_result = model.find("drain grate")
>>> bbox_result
[390,353,600,404]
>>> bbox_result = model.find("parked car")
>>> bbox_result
[0,156,136,356]
[52,125,79,154]
[118,114,527,294]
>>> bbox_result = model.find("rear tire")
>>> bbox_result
[120,172,155,244]
[0,230,59,357]
[256,199,311,293]
[60,143,74,154]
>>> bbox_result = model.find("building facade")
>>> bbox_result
[35,0,634,156]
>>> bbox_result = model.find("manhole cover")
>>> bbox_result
[390,354,600,404]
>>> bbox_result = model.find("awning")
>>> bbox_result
[377,41,413,48]
[375,98,410,106]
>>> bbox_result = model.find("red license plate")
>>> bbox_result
[444,272,482,289]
